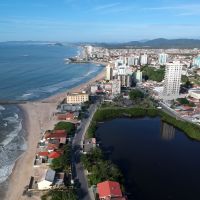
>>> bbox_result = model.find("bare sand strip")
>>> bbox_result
[5,68,105,200]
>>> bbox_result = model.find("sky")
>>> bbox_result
[0,0,200,42]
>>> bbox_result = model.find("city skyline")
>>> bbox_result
[0,0,200,42]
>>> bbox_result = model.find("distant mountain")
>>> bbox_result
[92,38,200,49]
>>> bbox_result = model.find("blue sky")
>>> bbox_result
[0,0,200,42]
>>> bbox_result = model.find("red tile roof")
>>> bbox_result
[97,181,123,199]
[38,152,49,157]
[48,151,61,159]
[45,130,67,139]
[47,143,59,150]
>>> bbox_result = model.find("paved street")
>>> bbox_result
[72,103,98,200]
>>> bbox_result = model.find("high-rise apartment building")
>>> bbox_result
[106,65,113,80]
[159,53,168,65]
[193,56,200,68]
[140,54,148,65]
[163,61,183,100]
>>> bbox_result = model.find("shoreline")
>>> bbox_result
[4,66,106,200]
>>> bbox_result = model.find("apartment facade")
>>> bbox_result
[163,61,183,100]
[66,93,89,104]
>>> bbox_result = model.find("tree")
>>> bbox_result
[54,122,75,136]
[50,144,72,171]
[177,98,189,105]
[129,89,144,100]
[41,189,78,200]
[141,66,165,82]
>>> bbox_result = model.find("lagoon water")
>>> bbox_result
[96,118,200,200]
[0,42,103,187]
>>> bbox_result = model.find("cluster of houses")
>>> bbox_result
[29,129,68,191]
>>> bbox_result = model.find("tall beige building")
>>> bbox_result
[66,93,89,104]
[106,65,113,80]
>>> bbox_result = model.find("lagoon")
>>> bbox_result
[96,117,200,200]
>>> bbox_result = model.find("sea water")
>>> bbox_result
[0,42,103,192]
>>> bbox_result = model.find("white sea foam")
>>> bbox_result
[0,105,5,111]
[22,93,32,97]
[84,68,98,77]
[0,122,22,147]
[0,164,14,184]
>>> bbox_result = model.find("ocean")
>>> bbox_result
[0,42,103,192]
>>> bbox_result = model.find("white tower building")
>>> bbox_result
[135,70,143,83]
[140,54,148,65]
[159,53,168,65]
[163,61,183,100]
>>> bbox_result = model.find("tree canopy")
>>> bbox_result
[129,89,144,100]
[141,66,165,82]
[54,122,75,136]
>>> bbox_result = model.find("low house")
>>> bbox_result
[97,181,126,200]
[56,112,78,121]
[37,169,56,190]
[44,130,67,144]
[83,138,96,154]
[54,172,65,186]
[48,151,61,159]
[60,104,82,112]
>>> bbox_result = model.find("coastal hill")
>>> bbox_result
[89,38,200,49]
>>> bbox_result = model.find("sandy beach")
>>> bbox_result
[4,67,105,200]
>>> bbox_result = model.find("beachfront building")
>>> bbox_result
[159,53,168,65]
[37,169,55,190]
[106,65,113,80]
[162,61,183,100]
[66,92,89,104]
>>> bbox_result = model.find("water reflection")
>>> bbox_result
[161,122,175,140]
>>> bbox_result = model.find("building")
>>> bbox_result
[117,75,132,88]
[37,169,56,190]
[111,79,121,96]
[159,53,168,65]
[83,138,96,153]
[97,181,126,200]
[189,89,200,100]
[106,65,113,80]
[66,92,89,104]
[140,54,148,65]
[134,70,143,83]
[193,56,200,68]
[162,61,182,100]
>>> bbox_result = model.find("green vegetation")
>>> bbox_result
[160,111,200,140]
[54,122,75,136]
[177,98,195,107]
[81,148,123,186]
[141,65,165,82]
[181,75,193,88]
[50,144,71,171]
[177,98,190,105]
[87,107,200,140]
[41,188,78,200]
[129,89,144,100]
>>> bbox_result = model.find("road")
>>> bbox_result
[71,103,99,200]
[159,101,200,126]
